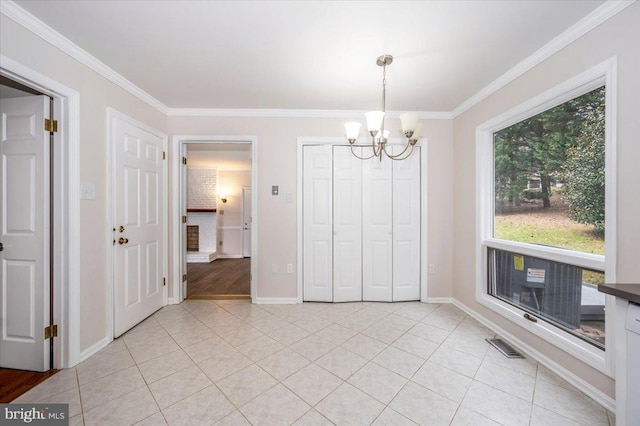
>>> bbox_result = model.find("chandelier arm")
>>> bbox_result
[349,144,377,160]
[387,144,416,161]
[383,141,411,159]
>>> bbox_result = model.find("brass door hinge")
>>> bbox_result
[182,215,187,223]
[162,151,166,160]
[44,324,58,339]
[44,119,58,133]
[182,274,187,282]
[182,157,187,165]
[163,277,166,286]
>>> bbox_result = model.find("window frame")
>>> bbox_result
[475,57,617,376]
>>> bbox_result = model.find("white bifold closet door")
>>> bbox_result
[333,146,362,302]
[302,145,421,302]
[362,152,393,301]
[302,145,333,301]
[392,145,421,301]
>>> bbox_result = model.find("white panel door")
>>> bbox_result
[242,187,252,258]
[392,146,421,301]
[303,145,332,302]
[113,114,164,337]
[332,146,362,302]
[0,96,50,371]
[362,155,393,302]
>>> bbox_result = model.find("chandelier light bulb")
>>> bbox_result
[344,122,362,143]
[365,111,384,135]
[411,123,423,141]
[400,112,419,138]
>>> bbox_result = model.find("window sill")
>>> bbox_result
[476,290,612,377]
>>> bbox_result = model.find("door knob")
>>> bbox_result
[118,238,129,245]
[0,242,3,252]
[118,226,125,233]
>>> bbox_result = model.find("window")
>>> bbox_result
[476,59,616,374]
[491,87,606,348]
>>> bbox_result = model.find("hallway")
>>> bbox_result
[11,300,613,425]
[187,259,251,298]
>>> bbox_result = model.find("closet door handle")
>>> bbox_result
[0,242,3,252]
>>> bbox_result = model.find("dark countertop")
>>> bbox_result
[598,283,640,305]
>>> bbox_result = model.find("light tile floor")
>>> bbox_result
[13,300,615,425]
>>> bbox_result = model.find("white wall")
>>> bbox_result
[167,117,455,299]
[452,2,640,399]
[0,15,167,353]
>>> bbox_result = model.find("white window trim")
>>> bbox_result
[475,57,617,377]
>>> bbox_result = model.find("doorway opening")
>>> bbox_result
[185,143,252,300]
[172,136,258,303]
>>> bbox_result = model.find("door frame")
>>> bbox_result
[0,55,81,369]
[296,137,429,303]
[241,185,251,258]
[106,108,169,340]
[171,135,258,303]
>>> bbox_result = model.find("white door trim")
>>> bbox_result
[106,108,169,340]
[171,135,258,303]
[0,54,81,369]
[296,137,429,303]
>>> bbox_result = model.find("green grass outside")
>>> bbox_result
[494,222,604,255]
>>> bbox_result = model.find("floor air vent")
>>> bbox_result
[486,338,524,358]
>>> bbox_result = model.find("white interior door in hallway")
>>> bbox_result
[302,144,421,302]
[242,187,252,258]
[0,95,51,371]
[111,111,166,337]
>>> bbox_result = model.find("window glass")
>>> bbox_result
[493,87,606,258]
[488,248,605,348]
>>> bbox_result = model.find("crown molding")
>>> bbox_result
[166,108,453,120]
[450,0,635,118]
[0,0,168,114]
[2,0,632,120]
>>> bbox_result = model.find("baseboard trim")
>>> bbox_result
[425,297,453,304]
[216,255,244,259]
[167,297,179,305]
[452,299,616,413]
[254,297,299,305]
[79,336,111,362]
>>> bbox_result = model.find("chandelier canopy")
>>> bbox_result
[344,54,422,161]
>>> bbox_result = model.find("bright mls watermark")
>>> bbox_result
[1,404,68,425]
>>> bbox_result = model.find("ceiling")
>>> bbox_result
[187,143,251,170]
[13,0,606,112]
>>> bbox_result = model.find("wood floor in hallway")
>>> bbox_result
[187,258,250,298]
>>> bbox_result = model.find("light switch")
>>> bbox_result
[272,185,279,196]
[80,183,96,200]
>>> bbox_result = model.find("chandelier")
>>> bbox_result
[344,54,422,162]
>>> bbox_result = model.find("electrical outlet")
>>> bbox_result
[272,263,278,273]
[287,264,293,274]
